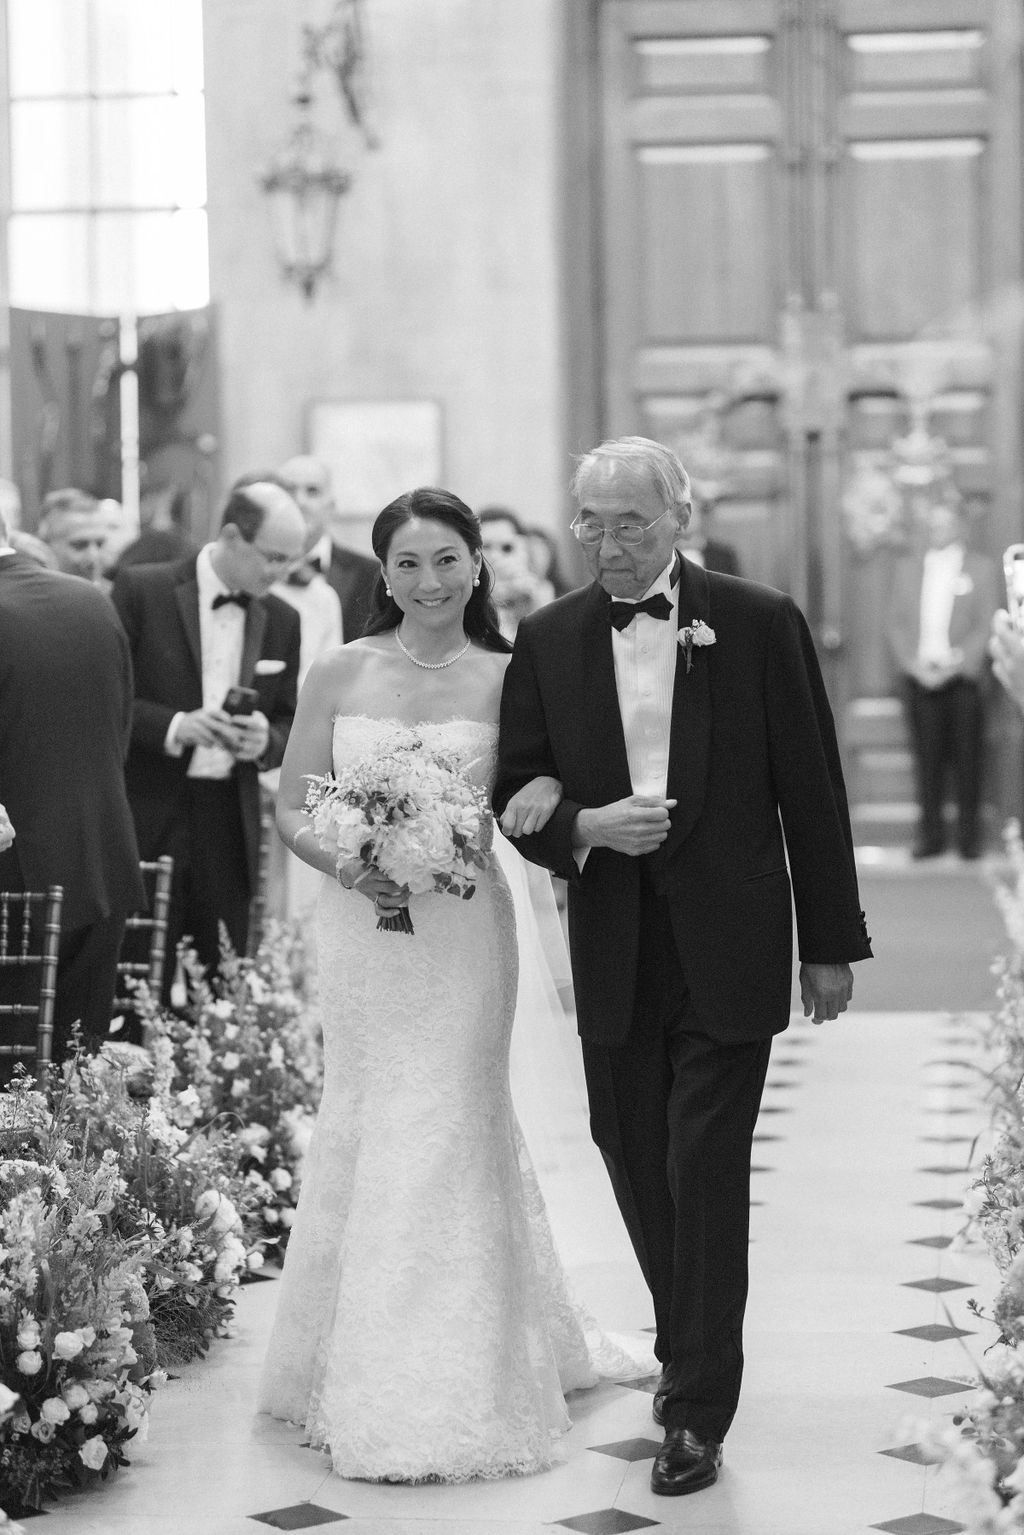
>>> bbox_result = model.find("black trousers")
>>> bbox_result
[904,675,985,850]
[581,867,771,1442]
[161,778,251,1001]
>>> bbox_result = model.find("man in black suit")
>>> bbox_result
[111,481,304,996]
[0,508,143,1068]
[494,437,871,1497]
[278,455,378,641]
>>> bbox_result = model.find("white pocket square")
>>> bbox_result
[254,658,286,676]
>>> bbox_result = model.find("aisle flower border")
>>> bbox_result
[0,921,322,1519]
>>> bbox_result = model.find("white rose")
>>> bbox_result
[268,1167,293,1192]
[79,1402,99,1425]
[279,1207,296,1229]
[78,1435,109,1471]
[16,1351,42,1376]
[53,1330,85,1360]
[221,1052,241,1072]
[231,1077,250,1099]
[62,1381,90,1411]
[268,1040,285,1069]
[246,1250,265,1272]
[15,1319,40,1351]
[40,1396,71,1424]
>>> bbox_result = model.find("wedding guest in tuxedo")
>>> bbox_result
[494,435,871,1496]
[0,506,143,1071]
[278,454,378,641]
[888,500,999,860]
[111,480,304,996]
[675,494,742,577]
[37,488,109,583]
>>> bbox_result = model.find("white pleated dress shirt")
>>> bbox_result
[165,543,245,779]
[917,543,964,666]
[612,555,680,799]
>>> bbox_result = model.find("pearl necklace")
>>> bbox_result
[394,628,472,670]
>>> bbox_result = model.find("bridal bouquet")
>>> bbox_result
[303,737,492,934]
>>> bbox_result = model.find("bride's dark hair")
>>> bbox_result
[361,487,512,653]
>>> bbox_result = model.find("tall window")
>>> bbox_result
[6,0,208,314]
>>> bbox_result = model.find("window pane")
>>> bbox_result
[10,101,92,209]
[8,213,92,311]
[95,96,207,208]
[8,0,90,97]
[93,209,209,312]
[92,0,205,95]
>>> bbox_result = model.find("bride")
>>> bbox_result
[258,486,636,1483]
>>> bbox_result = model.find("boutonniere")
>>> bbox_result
[952,573,974,597]
[677,618,716,673]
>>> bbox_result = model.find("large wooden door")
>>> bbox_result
[596,0,1024,836]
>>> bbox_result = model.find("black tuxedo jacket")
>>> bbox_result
[0,555,143,930]
[111,557,301,891]
[494,562,871,1045]
[325,544,379,642]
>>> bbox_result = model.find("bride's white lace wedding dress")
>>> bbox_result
[258,716,640,1483]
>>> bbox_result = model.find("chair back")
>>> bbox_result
[114,856,174,1013]
[0,886,64,1075]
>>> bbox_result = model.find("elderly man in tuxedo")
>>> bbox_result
[278,455,378,642]
[494,436,871,1497]
[111,480,304,996]
[888,501,999,859]
[0,507,142,1068]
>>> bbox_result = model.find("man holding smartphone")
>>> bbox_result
[112,478,304,998]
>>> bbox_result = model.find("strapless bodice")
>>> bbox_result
[331,715,498,790]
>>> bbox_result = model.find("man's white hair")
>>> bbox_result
[571,436,692,512]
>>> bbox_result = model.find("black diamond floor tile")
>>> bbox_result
[902,1276,973,1293]
[556,1512,660,1534]
[752,1133,783,1142]
[917,1165,971,1175]
[894,1323,974,1343]
[764,1079,798,1089]
[925,1059,976,1069]
[589,1437,662,1462]
[749,1165,774,1173]
[870,1516,965,1534]
[756,1105,792,1115]
[250,1506,347,1530]
[928,1106,974,1115]
[886,1376,970,1398]
[240,1269,278,1284]
[879,1443,934,1465]
[908,1235,954,1249]
[915,1198,963,1211]
[919,1134,971,1144]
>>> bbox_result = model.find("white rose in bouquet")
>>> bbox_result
[39,1397,71,1425]
[53,1330,85,1360]
[78,1435,109,1471]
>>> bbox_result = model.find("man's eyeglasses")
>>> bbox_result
[251,542,298,570]
[570,508,673,547]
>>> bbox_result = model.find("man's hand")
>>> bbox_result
[799,962,854,1025]
[990,609,1024,713]
[574,795,677,857]
[173,708,242,751]
[500,776,563,838]
[0,802,15,852]
[231,710,271,763]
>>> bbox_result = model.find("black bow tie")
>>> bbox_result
[608,591,673,631]
[212,591,251,611]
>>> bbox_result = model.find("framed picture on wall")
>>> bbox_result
[307,399,443,552]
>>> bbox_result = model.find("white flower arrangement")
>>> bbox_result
[304,729,493,934]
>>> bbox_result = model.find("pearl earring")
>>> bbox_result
[385,585,392,597]
[473,575,480,587]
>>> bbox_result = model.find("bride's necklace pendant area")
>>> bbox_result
[394,628,471,670]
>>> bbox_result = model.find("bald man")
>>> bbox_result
[111,479,304,993]
[278,454,378,641]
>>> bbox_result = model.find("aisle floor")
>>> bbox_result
[29,1005,1000,1535]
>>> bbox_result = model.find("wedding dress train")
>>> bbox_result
[257,716,642,1483]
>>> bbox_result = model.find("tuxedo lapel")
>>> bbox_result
[173,567,203,682]
[662,558,712,858]
[239,600,268,689]
[579,581,633,801]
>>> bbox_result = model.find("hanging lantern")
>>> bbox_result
[259,92,351,301]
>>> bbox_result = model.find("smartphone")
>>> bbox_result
[222,685,259,717]
[1005,545,1024,634]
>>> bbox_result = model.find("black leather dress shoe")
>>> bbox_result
[650,1428,723,1496]
[651,1368,673,1427]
